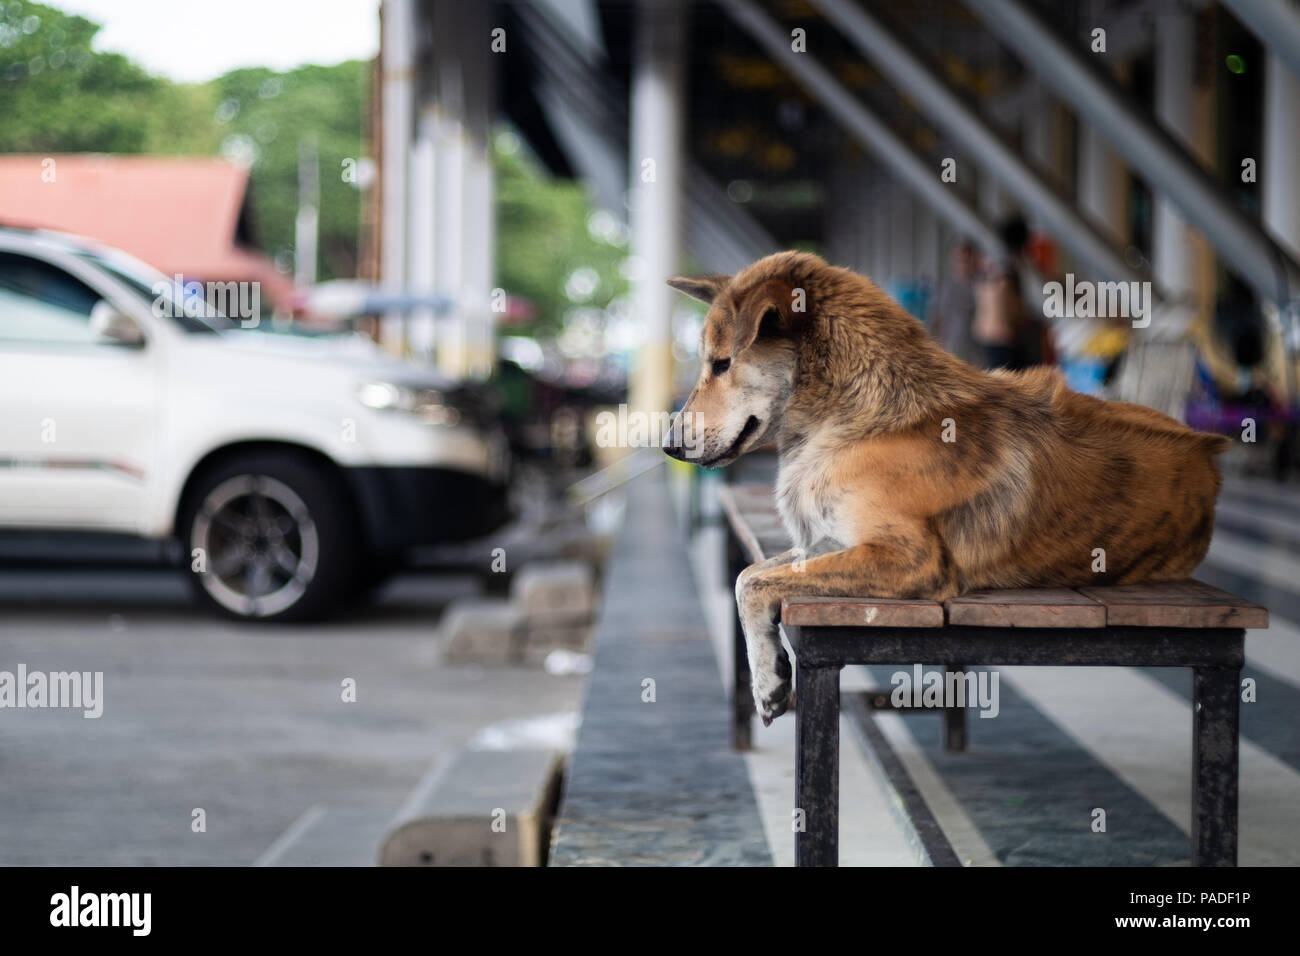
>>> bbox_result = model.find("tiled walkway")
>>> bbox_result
[549,469,770,865]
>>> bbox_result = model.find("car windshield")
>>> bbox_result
[72,249,233,333]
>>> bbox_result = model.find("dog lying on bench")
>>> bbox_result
[663,252,1230,724]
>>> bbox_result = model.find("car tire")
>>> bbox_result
[346,553,400,606]
[181,452,358,622]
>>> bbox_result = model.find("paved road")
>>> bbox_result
[0,569,583,866]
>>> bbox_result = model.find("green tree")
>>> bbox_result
[209,63,366,280]
[0,2,215,154]
[494,138,628,334]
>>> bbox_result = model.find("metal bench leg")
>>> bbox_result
[795,659,841,867]
[727,534,753,751]
[1192,666,1240,867]
[943,664,968,752]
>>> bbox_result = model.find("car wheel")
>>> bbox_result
[182,453,358,621]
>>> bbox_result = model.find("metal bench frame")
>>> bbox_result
[786,622,1243,867]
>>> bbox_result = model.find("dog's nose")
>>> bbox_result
[663,412,688,460]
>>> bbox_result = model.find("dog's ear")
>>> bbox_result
[732,278,804,354]
[666,273,730,305]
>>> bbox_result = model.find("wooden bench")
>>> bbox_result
[718,484,1269,867]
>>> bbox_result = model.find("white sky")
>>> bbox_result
[51,0,381,83]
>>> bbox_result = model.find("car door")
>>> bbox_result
[0,248,159,532]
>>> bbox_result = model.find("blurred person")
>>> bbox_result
[928,239,978,364]
[973,215,1056,370]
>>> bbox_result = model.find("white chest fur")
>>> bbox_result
[774,436,844,553]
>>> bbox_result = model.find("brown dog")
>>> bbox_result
[664,251,1229,724]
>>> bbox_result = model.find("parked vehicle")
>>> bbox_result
[0,228,510,620]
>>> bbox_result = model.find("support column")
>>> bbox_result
[461,13,496,382]
[433,0,496,381]
[629,0,685,418]
[1024,79,1067,190]
[1078,121,1127,247]
[1263,51,1300,263]
[408,109,438,360]
[433,23,467,380]
[1152,8,1196,300]
[380,0,416,354]
[1067,118,1129,358]
[978,167,1007,226]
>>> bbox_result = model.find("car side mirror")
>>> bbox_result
[90,300,145,347]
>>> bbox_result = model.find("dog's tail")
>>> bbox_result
[1196,432,1233,455]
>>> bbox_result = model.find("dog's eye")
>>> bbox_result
[711,358,731,376]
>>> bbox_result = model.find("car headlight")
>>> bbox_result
[356,381,462,426]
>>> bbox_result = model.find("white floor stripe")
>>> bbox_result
[1222,478,1300,514]
[742,708,921,867]
[1001,666,1300,865]
[1206,528,1300,595]
[1243,615,1300,685]
[871,711,1001,867]
[1216,498,1300,541]
[251,804,326,867]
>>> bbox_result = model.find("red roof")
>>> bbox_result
[0,154,295,304]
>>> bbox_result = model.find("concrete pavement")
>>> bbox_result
[0,571,583,866]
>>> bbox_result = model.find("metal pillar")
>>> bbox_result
[810,0,1141,286]
[1152,10,1195,300]
[408,110,438,360]
[454,0,495,381]
[1078,119,1128,247]
[1062,118,1129,356]
[294,138,319,288]
[380,0,416,354]
[629,0,685,418]
[1263,51,1300,263]
[964,0,1300,305]
[462,131,495,381]
[431,2,467,380]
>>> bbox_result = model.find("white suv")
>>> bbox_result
[0,228,510,620]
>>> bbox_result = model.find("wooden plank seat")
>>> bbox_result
[717,484,1269,867]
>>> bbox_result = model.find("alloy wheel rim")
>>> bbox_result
[190,475,320,617]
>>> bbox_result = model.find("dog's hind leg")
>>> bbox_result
[736,531,957,723]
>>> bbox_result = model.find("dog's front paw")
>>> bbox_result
[753,652,793,726]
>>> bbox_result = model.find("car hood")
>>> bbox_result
[210,329,459,389]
